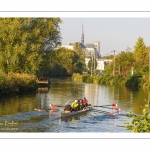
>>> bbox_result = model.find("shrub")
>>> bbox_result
[0,73,37,95]
[125,99,150,132]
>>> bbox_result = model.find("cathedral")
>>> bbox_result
[60,24,101,58]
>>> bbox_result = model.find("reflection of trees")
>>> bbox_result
[107,86,147,114]
[0,95,37,116]
[0,78,148,117]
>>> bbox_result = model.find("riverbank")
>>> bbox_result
[72,73,149,89]
[0,72,37,96]
[72,73,127,85]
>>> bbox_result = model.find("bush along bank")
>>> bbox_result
[72,73,128,85]
[0,73,38,96]
[72,73,149,89]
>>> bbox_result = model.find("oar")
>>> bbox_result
[94,106,120,111]
[115,113,137,117]
[34,108,49,112]
[34,108,61,113]
[92,108,117,116]
[35,104,60,112]
[54,105,65,107]
[93,103,117,107]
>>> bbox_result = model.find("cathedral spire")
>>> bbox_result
[81,23,84,45]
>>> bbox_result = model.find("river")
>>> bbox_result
[0,77,149,133]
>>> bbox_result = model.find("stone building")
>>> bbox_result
[60,24,100,58]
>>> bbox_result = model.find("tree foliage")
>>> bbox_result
[100,37,150,88]
[73,42,86,73]
[0,18,62,75]
[45,47,86,77]
[125,99,150,132]
[134,36,146,61]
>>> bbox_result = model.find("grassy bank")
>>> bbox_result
[72,73,150,89]
[72,73,128,85]
[0,72,38,96]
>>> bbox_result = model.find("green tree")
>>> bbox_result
[46,47,86,77]
[134,37,146,61]
[0,18,62,75]
[73,42,86,73]
[115,51,135,75]
[125,100,150,132]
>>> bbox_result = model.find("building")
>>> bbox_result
[85,58,112,71]
[60,24,111,71]
[60,24,101,58]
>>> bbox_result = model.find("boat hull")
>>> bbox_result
[61,106,92,118]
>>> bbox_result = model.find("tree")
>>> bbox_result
[46,47,86,77]
[73,42,86,73]
[134,37,146,61]
[115,51,135,75]
[0,18,62,75]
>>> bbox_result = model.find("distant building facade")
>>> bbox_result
[59,24,112,71]
[60,24,101,58]
[85,58,112,71]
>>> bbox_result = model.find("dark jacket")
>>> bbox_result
[64,104,72,111]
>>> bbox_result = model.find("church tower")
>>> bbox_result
[81,23,84,45]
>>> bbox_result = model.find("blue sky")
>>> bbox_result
[59,18,150,56]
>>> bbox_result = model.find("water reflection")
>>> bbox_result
[0,94,37,116]
[61,111,89,122]
[0,77,149,132]
[37,86,51,110]
[0,78,148,117]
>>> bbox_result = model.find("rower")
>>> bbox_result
[71,99,79,111]
[79,99,84,110]
[64,102,72,113]
[82,96,88,107]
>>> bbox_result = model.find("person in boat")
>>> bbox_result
[64,102,72,113]
[71,99,79,111]
[82,96,88,107]
[79,99,84,110]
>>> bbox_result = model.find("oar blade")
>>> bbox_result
[112,103,117,107]
[114,107,120,111]
[50,103,57,109]
[109,112,116,116]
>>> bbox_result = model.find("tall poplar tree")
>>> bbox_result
[134,37,146,61]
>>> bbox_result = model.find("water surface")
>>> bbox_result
[0,77,148,133]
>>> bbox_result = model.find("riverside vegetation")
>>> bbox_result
[0,18,85,95]
[0,18,61,95]
[72,36,150,90]
[125,99,150,132]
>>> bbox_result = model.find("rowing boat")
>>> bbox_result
[61,105,93,118]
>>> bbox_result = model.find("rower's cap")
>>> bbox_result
[75,100,78,102]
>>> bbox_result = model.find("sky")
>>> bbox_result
[59,17,150,56]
